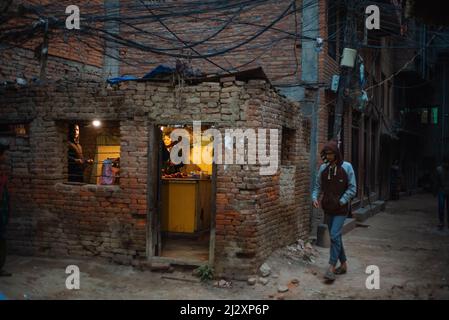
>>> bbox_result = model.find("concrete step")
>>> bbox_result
[315,200,386,248]
[353,200,386,222]
[343,218,357,234]
[373,200,386,213]
[353,207,371,222]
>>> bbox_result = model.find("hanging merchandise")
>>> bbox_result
[359,63,366,88]
[100,159,114,185]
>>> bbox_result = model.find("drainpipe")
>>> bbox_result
[301,0,320,235]
[103,0,120,79]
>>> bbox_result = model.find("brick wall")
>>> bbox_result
[312,0,396,206]
[0,81,148,264]
[116,0,303,87]
[317,0,340,155]
[0,0,104,82]
[2,0,302,86]
[0,75,310,277]
[0,46,103,83]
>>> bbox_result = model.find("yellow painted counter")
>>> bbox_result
[161,178,211,234]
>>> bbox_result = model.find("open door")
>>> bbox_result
[154,124,213,263]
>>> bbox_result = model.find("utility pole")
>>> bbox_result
[333,1,358,144]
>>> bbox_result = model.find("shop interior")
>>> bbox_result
[157,124,213,262]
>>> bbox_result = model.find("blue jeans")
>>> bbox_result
[438,192,449,225]
[324,214,347,266]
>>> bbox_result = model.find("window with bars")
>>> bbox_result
[65,121,121,185]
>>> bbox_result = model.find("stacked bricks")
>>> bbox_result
[0,46,103,83]
[0,0,104,83]
[0,73,311,278]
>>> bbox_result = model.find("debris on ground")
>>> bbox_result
[391,284,404,291]
[282,239,319,264]
[290,278,300,285]
[277,285,289,293]
[214,279,232,288]
[247,277,257,286]
[305,267,319,276]
[258,278,269,286]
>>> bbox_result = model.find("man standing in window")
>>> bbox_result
[0,141,12,277]
[68,124,93,182]
[312,140,357,282]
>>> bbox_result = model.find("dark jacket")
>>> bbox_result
[68,141,86,182]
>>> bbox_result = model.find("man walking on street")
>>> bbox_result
[312,140,357,282]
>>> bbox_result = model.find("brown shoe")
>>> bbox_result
[324,270,336,282]
[334,266,347,275]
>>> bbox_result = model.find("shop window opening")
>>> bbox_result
[65,121,120,185]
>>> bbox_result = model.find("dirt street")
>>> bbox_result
[1,193,449,300]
